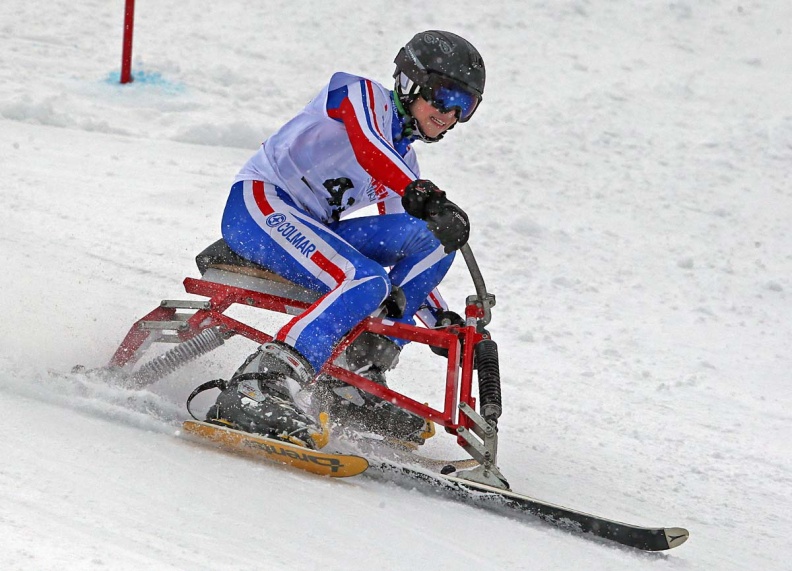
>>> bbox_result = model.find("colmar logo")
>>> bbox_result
[265,214,318,258]
[266,213,286,227]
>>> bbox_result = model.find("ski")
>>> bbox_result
[331,431,479,473]
[182,420,368,478]
[366,461,689,552]
[182,420,688,551]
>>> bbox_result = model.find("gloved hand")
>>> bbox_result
[402,179,445,219]
[425,200,470,253]
[402,179,471,253]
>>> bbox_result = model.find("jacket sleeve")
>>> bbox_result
[327,79,417,196]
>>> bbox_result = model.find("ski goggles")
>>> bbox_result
[419,78,481,123]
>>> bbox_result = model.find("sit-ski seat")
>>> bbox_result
[195,239,321,305]
[195,239,406,318]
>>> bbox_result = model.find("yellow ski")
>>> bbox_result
[182,420,369,478]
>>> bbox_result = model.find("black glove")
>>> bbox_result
[402,179,445,219]
[425,200,470,253]
[402,179,470,253]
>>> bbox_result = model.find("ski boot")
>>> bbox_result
[313,332,433,446]
[206,341,327,449]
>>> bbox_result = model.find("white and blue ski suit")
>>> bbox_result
[222,72,454,371]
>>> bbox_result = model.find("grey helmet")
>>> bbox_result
[393,30,485,140]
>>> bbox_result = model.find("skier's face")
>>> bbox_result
[409,96,458,139]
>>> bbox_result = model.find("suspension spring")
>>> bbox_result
[475,338,502,422]
[133,326,226,386]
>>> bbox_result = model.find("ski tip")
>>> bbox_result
[664,527,690,549]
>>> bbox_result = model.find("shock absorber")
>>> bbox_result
[475,338,502,422]
[132,327,226,387]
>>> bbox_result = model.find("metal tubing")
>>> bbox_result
[460,244,496,326]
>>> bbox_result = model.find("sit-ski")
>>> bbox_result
[106,239,688,551]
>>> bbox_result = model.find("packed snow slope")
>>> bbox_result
[1,1,790,570]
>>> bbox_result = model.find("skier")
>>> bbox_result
[205,30,486,449]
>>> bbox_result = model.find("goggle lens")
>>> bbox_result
[422,82,480,122]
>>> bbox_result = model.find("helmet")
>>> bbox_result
[394,31,485,139]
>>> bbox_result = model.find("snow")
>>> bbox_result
[1,1,790,569]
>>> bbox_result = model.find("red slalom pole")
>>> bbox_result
[120,0,135,84]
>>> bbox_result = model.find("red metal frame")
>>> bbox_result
[110,275,487,435]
